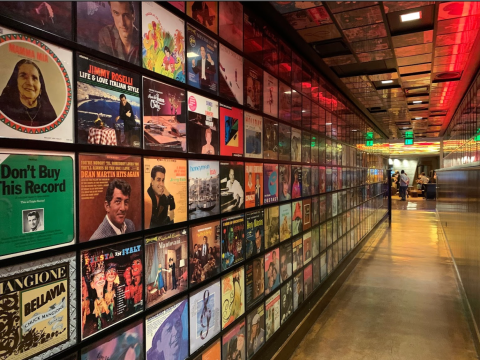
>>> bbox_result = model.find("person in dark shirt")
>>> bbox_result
[191,46,216,92]
[116,94,136,146]
[169,258,177,290]
[147,165,176,228]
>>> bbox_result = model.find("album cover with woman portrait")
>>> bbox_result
[245,210,264,258]
[292,200,303,236]
[265,290,280,340]
[145,228,188,309]
[146,298,189,360]
[263,117,278,160]
[194,339,221,360]
[279,164,291,201]
[222,267,245,329]
[221,213,245,271]
[280,279,293,325]
[77,54,141,148]
[244,112,263,159]
[220,161,245,213]
[264,205,279,249]
[78,153,142,242]
[80,319,143,360]
[77,2,141,65]
[244,163,263,209]
[189,219,221,286]
[279,204,292,242]
[219,44,243,105]
[265,247,280,295]
[278,123,291,161]
[0,26,74,143]
[291,127,302,163]
[222,319,246,360]
[187,24,219,95]
[142,2,186,82]
[263,163,278,204]
[143,77,186,152]
[246,303,265,359]
[81,238,144,339]
[187,92,219,155]
[189,280,221,354]
[246,256,265,309]
[187,1,218,34]
[244,60,262,112]
[219,1,243,51]
[263,72,278,118]
[280,241,293,282]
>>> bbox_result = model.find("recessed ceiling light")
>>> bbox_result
[413,100,422,104]
[284,91,291,94]
[351,129,358,132]
[415,117,422,120]
[325,123,332,125]
[401,11,421,22]
[381,80,393,84]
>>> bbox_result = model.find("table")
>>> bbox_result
[87,127,117,146]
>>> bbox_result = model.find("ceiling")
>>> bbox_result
[271,1,480,140]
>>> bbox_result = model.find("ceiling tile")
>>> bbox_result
[394,43,433,58]
[402,73,431,82]
[284,6,333,29]
[438,2,480,20]
[343,23,387,42]
[357,49,393,62]
[350,37,390,53]
[327,1,379,14]
[334,6,383,30]
[369,73,399,81]
[434,53,470,66]
[397,54,432,66]
[436,29,479,47]
[323,54,357,66]
[392,30,433,48]
[298,24,342,42]
[437,16,480,35]
[399,63,432,75]
[432,63,465,73]
[271,1,323,14]
[434,43,474,57]
[383,1,434,13]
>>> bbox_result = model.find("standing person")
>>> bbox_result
[420,172,429,199]
[169,258,177,290]
[115,94,136,146]
[191,45,216,91]
[399,170,409,201]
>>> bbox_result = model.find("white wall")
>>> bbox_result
[390,158,419,185]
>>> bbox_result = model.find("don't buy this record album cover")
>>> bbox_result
[143,77,186,152]
[0,149,75,259]
[187,92,219,156]
[79,153,142,242]
[77,54,141,148]
[145,228,188,309]
[144,157,187,230]
[81,238,143,339]
[0,252,76,360]
[0,26,74,143]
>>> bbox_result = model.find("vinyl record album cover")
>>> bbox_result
[187,92,219,155]
[220,161,245,213]
[265,248,280,295]
[219,1,243,51]
[303,198,311,231]
[311,166,319,195]
[0,26,74,143]
[143,77,186,152]
[263,117,278,160]
[263,72,278,118]
[246,256,264,308]
[279,164,291,201]
[189,219,221,286]
[189,280,221,354]
[312,226,320,258]
[293,271,303,311]
[220,104,243,156]
[319,166,326,193]
[303,231,312,264]
[263,28,278,76]
[278,39,291,84]
[222,319,246,360]
[81,319,143,360]
[77,2,140,65]
[280,241,293,282]
[142,2,185,82]
[292,236,303,272]
[219,45,243,105]
[0,252,76,359]
[243,8,263,64]
[0,150,75,259]
[77,54,141,148]
[244,163,263,208]
[312,196,320,226]
[187,1,218,34]
[291,127,302,162]
[79,153,142,242]
[279,82,291,123]
[263,163,278,204]
[278,123,291,161]
[304,264,313,298]
[188,160,220,220]
[313,256,320,289]
[292,200,303,236]
[244,60,262,112]
[302,166,311,197]
[144,157,187,229]
[244,112,263,159]
[146,298,189,360]
[264,205,280,249]
[221,213,245,271]
[279,204,292,242]
[246,304,265,359]
[291,165,302,200]
[145,228,188,308]
[81,238,143,339]
[280,279,293,324]
[221,267,245,329]
[187,25,218,95]
[193,339,221,360]
[245,210,264,258]
[265,290,280,340]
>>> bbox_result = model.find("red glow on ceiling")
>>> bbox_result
[302,82,312,88]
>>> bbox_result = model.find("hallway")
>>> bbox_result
[289,205,478,360]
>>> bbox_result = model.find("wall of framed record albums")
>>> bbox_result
[0,1,389,360]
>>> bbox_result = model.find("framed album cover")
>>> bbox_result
[187,92,219,155]
[219,1,243,51]
[244,112,263,159]
[220,104,244,157]
[187,1,218,34]
[219,44,243,105]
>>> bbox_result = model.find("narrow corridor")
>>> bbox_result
[289,205,477,360]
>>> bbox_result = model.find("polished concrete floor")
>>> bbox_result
[289,206,478,360]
